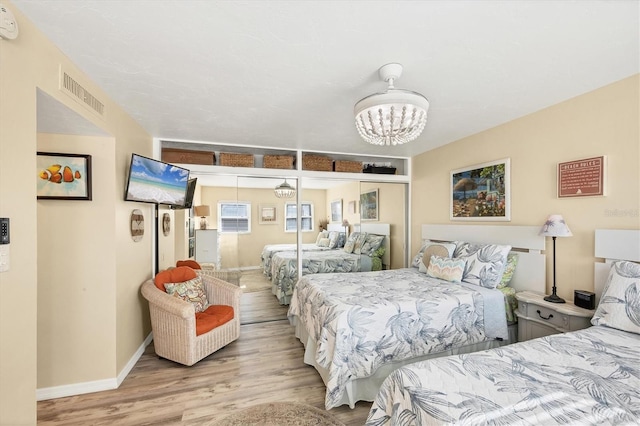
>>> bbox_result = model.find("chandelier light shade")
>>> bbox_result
[539,214,572,303]
[354,63,430,146]
[274,179,296,198]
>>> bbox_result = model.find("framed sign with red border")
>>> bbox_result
[557,156,606,198]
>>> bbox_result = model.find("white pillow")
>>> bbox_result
[315,230,328,245]
[454,242,511,289]
[591,260,640,334]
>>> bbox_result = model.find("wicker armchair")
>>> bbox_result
[141,268,241,366]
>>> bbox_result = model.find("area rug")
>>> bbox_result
[217,401,345,426]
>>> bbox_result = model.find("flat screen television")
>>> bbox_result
[171,177,197,210]
[124,153,190,206]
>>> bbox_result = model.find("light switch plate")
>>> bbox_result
[0,245,9,272]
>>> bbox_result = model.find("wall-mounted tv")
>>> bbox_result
[124,153,190,206]
[171,177,197,210]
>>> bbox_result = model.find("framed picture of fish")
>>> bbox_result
[450,158,510,221]
[37,152,92,200]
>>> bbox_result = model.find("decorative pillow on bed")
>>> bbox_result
[418,244,454,273]
[454,242,511,289]
[426,255,466,283]
[343,232,359,253]
[353,232,368,254]
[361,234,385,257]
[591,260,640,334]
[318,238,331,247]
[315,230,328,245]
[496,253,519,289]
[164,276,208,313]
[412,240,457,268]
[327,231,341,249]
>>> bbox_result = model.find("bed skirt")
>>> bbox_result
[290,315,517,409]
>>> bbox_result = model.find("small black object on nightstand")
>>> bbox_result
[574,290,596,310]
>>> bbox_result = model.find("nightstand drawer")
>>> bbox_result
[518,301,565,329]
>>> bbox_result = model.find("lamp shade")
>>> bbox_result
[274,180,296,198]
[539,214,572,237]
[194,205,210,217]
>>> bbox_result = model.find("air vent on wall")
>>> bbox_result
[59,66,105,119]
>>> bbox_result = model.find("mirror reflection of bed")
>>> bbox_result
[197,175,408,325]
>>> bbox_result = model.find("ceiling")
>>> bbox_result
[13,1,639,158]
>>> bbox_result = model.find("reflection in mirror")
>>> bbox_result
[358,181,407,270]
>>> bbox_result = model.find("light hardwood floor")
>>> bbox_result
[37,285,372,425]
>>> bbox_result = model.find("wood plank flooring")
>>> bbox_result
[37,282,372,425]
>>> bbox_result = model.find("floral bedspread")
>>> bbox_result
[367,325,640,425]
[287,268,507,409]
[261,243,331,279]
[271,250,375,305]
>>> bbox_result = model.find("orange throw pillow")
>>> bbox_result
[154,266,197,292]
[176,260,202,270]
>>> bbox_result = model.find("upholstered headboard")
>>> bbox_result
[594,229,640,304]
[421,224,546,294]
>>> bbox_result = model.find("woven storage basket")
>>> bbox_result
[161,148,215,165]
[302,154,333,171]
[219,152,254,167]
[334,160,362,173]
[263,154,295,169]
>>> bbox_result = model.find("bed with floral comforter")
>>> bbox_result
[270,249,381,305]
[287,268,508,409]
[261,243,332,279]
[367,326,640,425]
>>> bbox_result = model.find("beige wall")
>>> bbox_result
[411,75,640,302]
[1,3,154,423]
[200,185,327,269]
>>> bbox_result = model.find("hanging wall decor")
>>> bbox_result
[130,209,144,242]
[36,152,92,200]
[450,158,510,221]
[162,213,171,236]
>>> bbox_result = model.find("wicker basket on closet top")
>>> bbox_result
[219,152,254,168]
[263,155,295,169]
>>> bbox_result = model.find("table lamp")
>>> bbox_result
[539,214,572,303]
[194,205,211,230]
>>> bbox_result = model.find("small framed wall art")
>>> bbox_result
[259,204,277,224]
[360,189,379,221]
[331,199,343,223]
[37,152,92,200]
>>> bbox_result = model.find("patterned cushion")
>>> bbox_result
[329,231,341,248]
[318,238,331,247]
[426,255,466,283]
[412,240,456,268]
[418,244,452,273]
[454,242,512,289]
[164,276,208,313]
[591,260,640,334]
[361,234,385,257]
[353,232,368,254]
[343,232,359,253]
[496,253,519,289]
[315,230,328,245]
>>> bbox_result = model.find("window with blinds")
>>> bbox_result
[218,202,251,233]
[284,202,314,232]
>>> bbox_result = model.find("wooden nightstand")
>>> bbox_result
[515,291,594,342]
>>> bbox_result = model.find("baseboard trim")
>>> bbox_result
[36,332,153,401]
